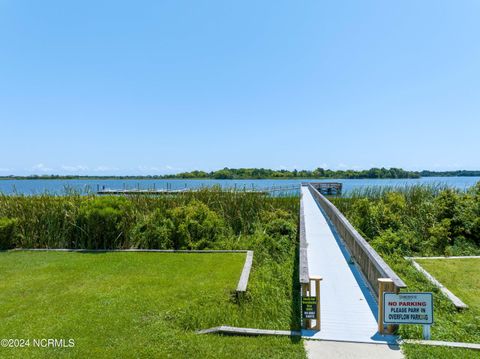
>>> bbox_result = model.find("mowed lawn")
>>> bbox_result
[416,257,480,311]
[402,257,480,359]
[0,252,305,358]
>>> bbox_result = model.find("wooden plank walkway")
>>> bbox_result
[301,186,396,344]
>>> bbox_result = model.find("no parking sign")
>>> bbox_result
[383,292,433,325]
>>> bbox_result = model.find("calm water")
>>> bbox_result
[0,177,479,195]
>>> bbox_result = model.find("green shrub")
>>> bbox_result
[261,209,297,238]
[168,200,227,249]
[75,197,131,249]
[427,218,452,255]
[349,198,379,238]
[131,210,174,249]
[0,217,17,250]
[370,229,416,256]
[332,182,480,257]
[259,232,293,262]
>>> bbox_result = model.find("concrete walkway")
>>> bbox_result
[301,186,396,344]
[304,340,404,359]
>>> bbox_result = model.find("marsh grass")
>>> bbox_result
[0,189,299,249]
[332,183,480,257]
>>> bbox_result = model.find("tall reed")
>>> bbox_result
[0,189,299,250]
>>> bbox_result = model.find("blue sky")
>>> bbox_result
[1,1,479,175]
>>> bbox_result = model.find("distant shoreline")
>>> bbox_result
[1,168,479,180]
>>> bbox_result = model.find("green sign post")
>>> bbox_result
[302,296,317,319]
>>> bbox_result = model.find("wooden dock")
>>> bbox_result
[97,185,302,195]
[97,188,189,195]
[96,183,342,196]
[306,182,342,195]
[96,188,271,195]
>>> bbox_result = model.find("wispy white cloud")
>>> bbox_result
[94,166,119,172]
[31,163,53,172]
[61,165,89,172]
[0,167,11,172]
[138,165,162,172]
[137,165,181,173]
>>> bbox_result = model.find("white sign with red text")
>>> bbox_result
[383,292,433,325]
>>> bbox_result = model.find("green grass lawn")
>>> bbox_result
[0,252,305,358]
[415,258,480,311]
[395,257,480,359]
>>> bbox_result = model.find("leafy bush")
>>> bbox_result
[370,229,416,256]
[332,183,480,257]
[0,217,17,250]
[261,209,297,238]
[75,197,131,249]
[258,232,294,262]
[168,200,227,249]
[131,210,174,249]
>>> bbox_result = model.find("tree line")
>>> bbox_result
[2,168,480,180]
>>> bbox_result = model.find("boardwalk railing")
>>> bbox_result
[306,183,406,296]
[299,193,309,284]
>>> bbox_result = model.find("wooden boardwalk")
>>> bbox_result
[301,186,396,343]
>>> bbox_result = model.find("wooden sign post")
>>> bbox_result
[378,278,397,334]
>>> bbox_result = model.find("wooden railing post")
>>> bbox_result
[387,284,400,334]
[378,278,395,334]
[311,276,322,331]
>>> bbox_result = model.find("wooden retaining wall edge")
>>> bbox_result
[11,248,249,253]
[400,339,480,350]
[196,325,301,337]
[196,326,480,350]
[236,250,254,293]
[409,256,480,260]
